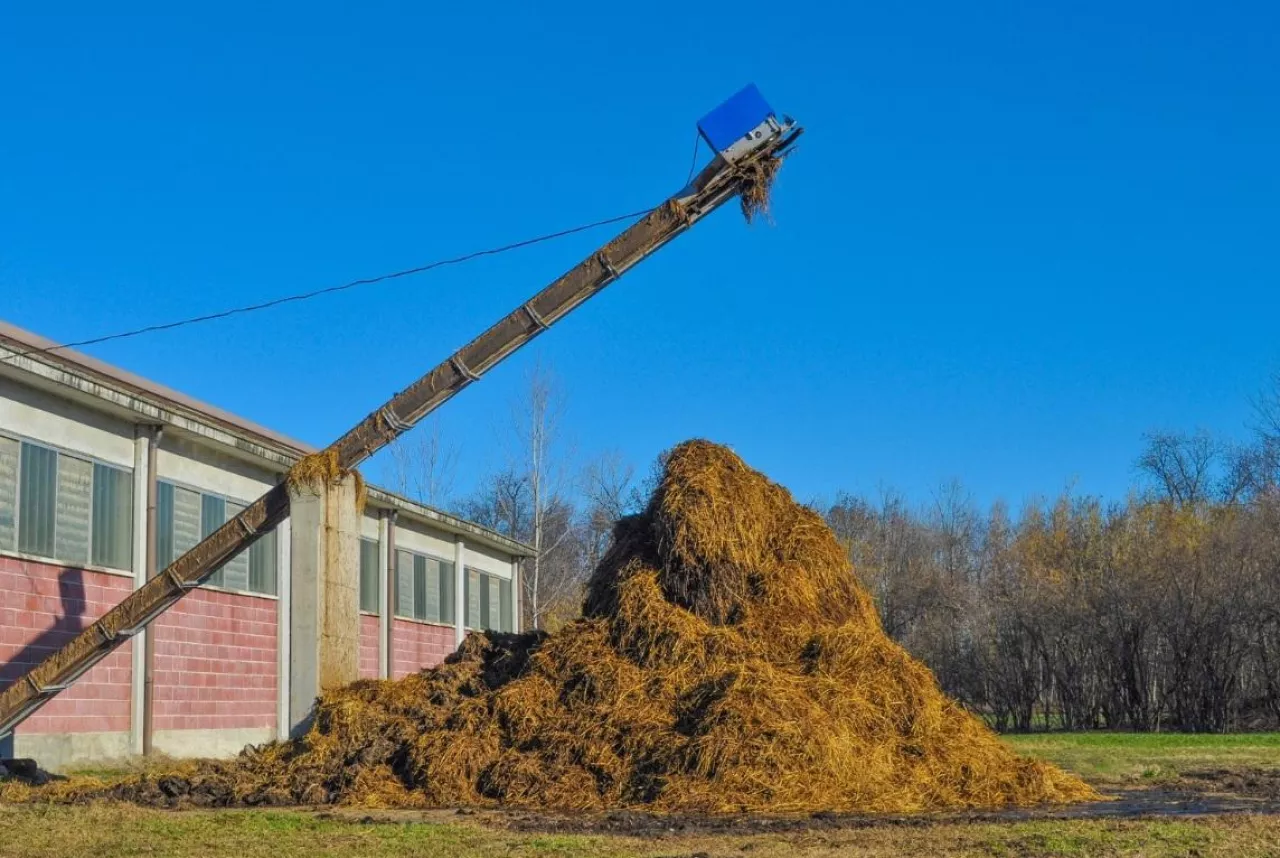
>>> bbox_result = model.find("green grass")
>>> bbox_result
[1003,731,1280,784]
[0,805,632,858]
[2,804,1279,858]
[6,733,1280,857]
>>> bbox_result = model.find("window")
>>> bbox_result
[0,438,17,549]
[394,548,454,623]
[219,502,251,591]
[18,443,56,558]
[248,529,278,595]
[464,569,514,633]
[0,437,133,571]
[201,494,227,587]
[465,568,480,630]
[155,480,275,595]
[92,463,133,569]
[359,538,379,613]
[499,577,513,633]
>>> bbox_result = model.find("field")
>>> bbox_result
[4,733,1280,857]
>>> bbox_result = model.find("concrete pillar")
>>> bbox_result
[377,510,391,679]
[275,511,292,741]
[287,475,360,736]
[453,536,466,648]
[128,428,150,756]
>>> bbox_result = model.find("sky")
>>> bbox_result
[2,2,1277,513]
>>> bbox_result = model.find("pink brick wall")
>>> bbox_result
[359,614,380,679]
[0,555,133,735]
[152,587,277,732]
[391,619,454,679]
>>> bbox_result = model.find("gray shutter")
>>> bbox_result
[499,577,513,633]
[220,501,250,591]
[487,575,502,632]
[18,443,56,558]
[467,568,481,629]
[0,437,17,551]
[423,557,441,622]
[172,486,201,562]
[396,549,414,617]
[438,560,455,625]
[359,538,379,613]
[156,482,175,567]
[250,528,278,595]
[54,454,91,566]
[412,555,428,620]
[91,463,133,570]
[200,494,226,587]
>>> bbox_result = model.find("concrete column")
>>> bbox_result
[287,475,360,736]
[275,511,292,741]
[128,428,150,756]
[377,510,391,679]
[453,536,466,648]
[511,558,523,634]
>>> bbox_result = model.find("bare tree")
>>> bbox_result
[1254,371,1280,440]
[508,361,579,630]
[1137,430,1219,506]
[457,468,529,539]
[1250,372,1280,496]
[579,451,641,570]
[387,419,460,508]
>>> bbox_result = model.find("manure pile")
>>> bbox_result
[53,441,1095,813]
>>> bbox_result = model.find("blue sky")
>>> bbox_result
[2,2,1277,511]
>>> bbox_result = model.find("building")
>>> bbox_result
[0,320,530,769]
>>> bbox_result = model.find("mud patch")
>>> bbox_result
[1177,768,1280,800]
[317,777,1280,838]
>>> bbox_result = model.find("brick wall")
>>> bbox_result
[152,588,277,732]
[391,619,454,679]
[0,555,133,735]
[359,614,380,679]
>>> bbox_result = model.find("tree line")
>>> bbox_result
[390,367,1280,732]
[832,375,1280,732]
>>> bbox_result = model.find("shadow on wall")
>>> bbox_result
[0,568,88,757]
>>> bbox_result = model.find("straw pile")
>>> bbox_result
[286,449,366,510]
[739,156,782,224]
[26,441,1094,812]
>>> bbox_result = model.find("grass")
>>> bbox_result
[1,804,1279,857]
[5,733,1280,857]
[1003,731,1280,785]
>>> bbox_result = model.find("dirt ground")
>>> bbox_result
[313,766,1280,837]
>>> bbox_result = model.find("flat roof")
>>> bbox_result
[0,319,533,558]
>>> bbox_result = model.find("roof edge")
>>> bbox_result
[0,319,533,559]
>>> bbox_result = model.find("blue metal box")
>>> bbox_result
[697,84,777,154]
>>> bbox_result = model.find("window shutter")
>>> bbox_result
[200,494,226,587]
[250,528,278,595]
[219,502,250,591]
[156,482,175,567]
[438,560,455,625]
[54,454,91,566]
[0,437,17,551]
[90,462,133,570]
[358,538,379,613]
[467,568,481,629]
[396,549,414,617]
[499,577,513,633]
[486,575,501,632]
[171,485,201,576]
[18,443,57,558]
[422,557,441,622]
